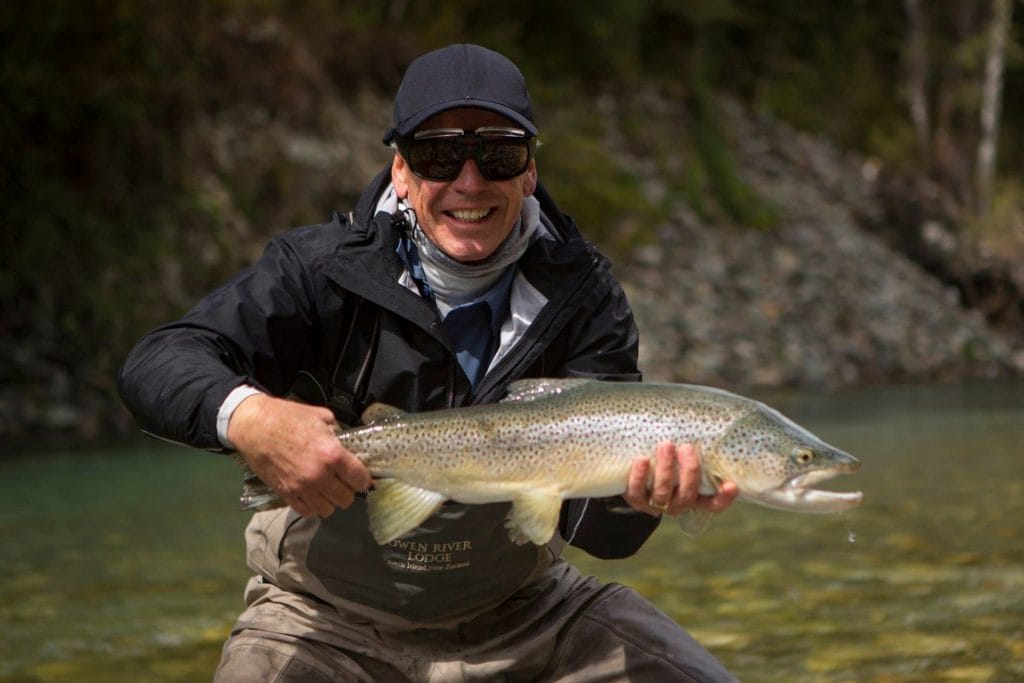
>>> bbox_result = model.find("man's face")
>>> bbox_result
[392,108,537,263]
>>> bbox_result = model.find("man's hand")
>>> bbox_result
[228,394,372,518]
[624,442,739,517]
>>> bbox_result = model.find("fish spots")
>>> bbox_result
[336,381,859,531]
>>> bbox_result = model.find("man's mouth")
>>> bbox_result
[446,208,493,223]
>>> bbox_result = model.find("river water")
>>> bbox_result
[1,382,1022,682]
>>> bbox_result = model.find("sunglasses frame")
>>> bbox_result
[394,127,539,182]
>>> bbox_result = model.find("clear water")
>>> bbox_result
[0,445,248,681]
[2,382,1023,682]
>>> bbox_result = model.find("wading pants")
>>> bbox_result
[213,561,736,683]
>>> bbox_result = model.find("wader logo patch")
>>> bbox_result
[386,539,473,572]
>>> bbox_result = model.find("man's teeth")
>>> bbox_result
[449,208,490,221]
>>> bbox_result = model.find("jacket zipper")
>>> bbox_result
[446,356,456,408]
[472,256,599,404]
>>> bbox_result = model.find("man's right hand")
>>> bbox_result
[227,394,372,518]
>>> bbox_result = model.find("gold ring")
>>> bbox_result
[648,498,669,513]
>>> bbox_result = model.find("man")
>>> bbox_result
[119,44,739,681]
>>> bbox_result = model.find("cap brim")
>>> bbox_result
[383,99,538,144]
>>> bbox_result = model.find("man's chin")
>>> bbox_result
[433,226,510,263]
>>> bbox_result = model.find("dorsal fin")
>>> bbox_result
[501,378,595,404]
[360,402,407,425]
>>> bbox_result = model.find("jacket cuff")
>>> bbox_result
[216,384,265,449]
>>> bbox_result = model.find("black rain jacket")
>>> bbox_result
[118,168,659,624]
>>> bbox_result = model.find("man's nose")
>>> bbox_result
[451,157,488,190]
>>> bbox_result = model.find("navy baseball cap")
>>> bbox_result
[383,44,537,144]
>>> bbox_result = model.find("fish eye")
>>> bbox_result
[794,448,815,464]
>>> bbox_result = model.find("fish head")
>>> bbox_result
[705,407,863,513]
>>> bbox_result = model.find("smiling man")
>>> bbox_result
[392,108,538,263]
[119,44,737,682]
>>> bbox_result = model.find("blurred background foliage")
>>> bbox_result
[1,0,1021,431]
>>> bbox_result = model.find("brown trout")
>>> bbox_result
[240,379,863,545]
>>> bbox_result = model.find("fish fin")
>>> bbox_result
[502,378,595,404]
[240,481,287,511]
[360,402,407,425]
[505,489,564,545]
[677,509,717,536]
[366,479,446,544]
[236,460,286,511]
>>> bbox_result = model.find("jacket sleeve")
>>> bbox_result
[118,234,322,450]
[551,275,662,559]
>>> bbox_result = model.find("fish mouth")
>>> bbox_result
[750,468,863,513]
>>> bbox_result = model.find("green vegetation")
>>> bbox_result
[2,1,1021,429]
[535,97,667,251]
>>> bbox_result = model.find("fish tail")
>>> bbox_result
[234,457,286,512]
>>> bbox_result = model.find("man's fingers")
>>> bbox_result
[695,479,739,512]
[331,452,372,494]
[647,442,678,512]
[321,474,358,510]
[286,494,316,518]
[284,454,365,516]
[625,456,658,516]
[668,443,701,514]
[294,491,337,519]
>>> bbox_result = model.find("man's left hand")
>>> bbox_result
[624,442,739,517]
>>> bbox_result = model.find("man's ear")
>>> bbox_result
[392,153,410,198]
[523,160,538,197]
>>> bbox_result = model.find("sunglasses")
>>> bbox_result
[394,127,538,182]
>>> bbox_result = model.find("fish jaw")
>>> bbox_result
[704,405,865,515]
[742,467,863,513]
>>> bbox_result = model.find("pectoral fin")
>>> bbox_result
[677,509,717,536]
[366,479,446,544]
[505,489,564,545]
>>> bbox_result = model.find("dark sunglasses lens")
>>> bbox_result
[405,138,531,181]
[406,140,464,181]
[477,140,530,180]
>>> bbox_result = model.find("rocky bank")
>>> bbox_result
[619,100,1024,388]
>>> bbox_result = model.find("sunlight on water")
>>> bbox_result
[2,382,1023,682]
